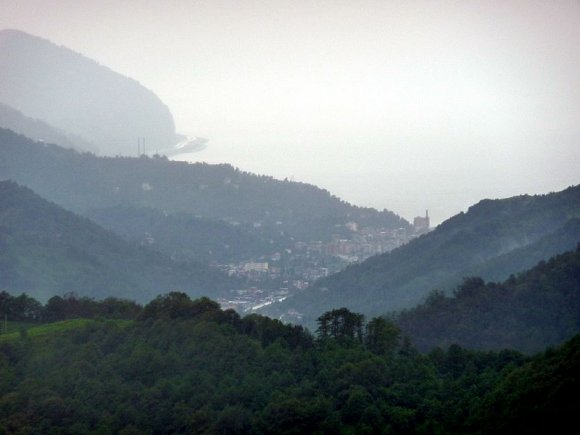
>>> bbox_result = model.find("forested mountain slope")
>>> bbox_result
[397,246,580,353]
[266,185,580,325]
[0,29,177,155]
[0,291,578,434]
[0,181,235,302]
[85,205,276,264]
[0,128,408,242]
[457,217,580,284]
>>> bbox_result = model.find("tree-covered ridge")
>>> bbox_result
[450,217,580,285]
[267,184,580,325]
[85,205,277,264]
[0,128,409,242]
[0,180,236,303]
[473,335,580,434]
[396,246,580,353]
[0,291,141,325]
[0,291,578,434]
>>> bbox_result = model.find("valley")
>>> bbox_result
[216,224,419,314]
[0,21,579,434]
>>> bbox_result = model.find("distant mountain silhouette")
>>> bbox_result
[264,185,580,325]
[0,102,97,152]
[0,29,178,155]
[0,180,235,303]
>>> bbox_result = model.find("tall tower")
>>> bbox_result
[413,210,430,233]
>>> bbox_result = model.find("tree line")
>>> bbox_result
[0,290,578,433]
[0,291,141,325]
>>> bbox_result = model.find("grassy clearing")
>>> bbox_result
[0,318,133,342]
[0,320,38,335]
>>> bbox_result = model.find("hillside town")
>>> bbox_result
[217,212,431,313]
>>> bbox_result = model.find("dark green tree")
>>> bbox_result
[365,316,401,356]
[316,308,364,343]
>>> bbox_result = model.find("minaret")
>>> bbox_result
[425,210,430,229]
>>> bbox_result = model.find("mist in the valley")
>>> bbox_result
[2,3,580,433]
[1,0,578,224]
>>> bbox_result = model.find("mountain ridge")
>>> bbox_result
[0,180,235,302]
[263,185,580,325]
[0,29,178,155]
[396,246,580,353]
[0,127,409,243]
[0,102,97,152]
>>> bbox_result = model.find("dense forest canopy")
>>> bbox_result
[396,246,580,353]
[0,291,578,434]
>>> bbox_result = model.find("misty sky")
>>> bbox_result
[1,0,579,224]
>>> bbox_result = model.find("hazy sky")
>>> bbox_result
[1,0,579,224]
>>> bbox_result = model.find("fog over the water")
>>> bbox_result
[1,0,579,224]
